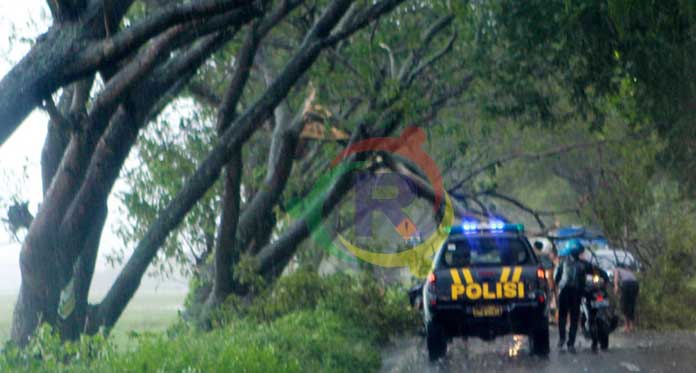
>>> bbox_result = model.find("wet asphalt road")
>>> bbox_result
[381,329,696,373]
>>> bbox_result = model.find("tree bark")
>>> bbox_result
[236,55,304,255]
[0,0,135,146]
[59,205,107,340]
[203,21,261,311]
[41,85,75,195]
[255,156,359,279]
[0,0,254,147]
[206,151,242,307]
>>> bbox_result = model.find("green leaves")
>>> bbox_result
[116,102,221,277]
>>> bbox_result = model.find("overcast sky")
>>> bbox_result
[0,2,187,296]
[0,1,51,294]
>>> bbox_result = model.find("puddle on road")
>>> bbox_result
[507,335,525,358]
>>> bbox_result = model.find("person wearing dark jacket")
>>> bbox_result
[614,264,639,332]
[554,240,604,352]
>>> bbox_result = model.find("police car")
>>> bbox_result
[422,222,550,360]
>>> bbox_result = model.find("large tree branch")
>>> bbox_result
[476,190,582,231]
[94,0,384,330]
[206,150,242,307]
[256,159,356,277]
[0,0,135,147]
[480,191,546,229]
[58,32,234,283]
[71,1,257,78]
[216,24,261,133]
[254,100,408,281]
[398,14,454,82]
[0,0,252,148]
[382,154,475,220]
[448,140,615,194]
[188,81,222,107]
[407,31,457,85]
[88,25,186,129]
[240,107,306,255]
[253,65,470,280]
[236,53,310,255]
[20,28,191,289]
[323,0,404,46]
[59,205,107,340]
[46,0,88,22]
[205,0,302,308]
[217,0,303,132]
[41,86,76,195]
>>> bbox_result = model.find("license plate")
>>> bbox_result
[591,299,609,308]
[473,305,503,317]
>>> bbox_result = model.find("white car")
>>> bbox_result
[589,249,641,280]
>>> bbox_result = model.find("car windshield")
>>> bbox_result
[438,236,532,268]
[594,252,638,271]
[592,256,616,272]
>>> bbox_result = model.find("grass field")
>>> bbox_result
[0,292,185,346]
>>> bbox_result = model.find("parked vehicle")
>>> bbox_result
[580,272,618,351]
[422,222,550,361]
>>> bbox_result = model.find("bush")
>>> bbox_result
[594,179,696,331]
[1,270,418,372]
[242,270,420,343]
[93,310,379,373]
[0,324,115,372]
[637,227,696,329]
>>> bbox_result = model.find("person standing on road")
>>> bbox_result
[554,240,592,353]
[533,240,558,323]
[549,245,560,324]
[614,264,639,332]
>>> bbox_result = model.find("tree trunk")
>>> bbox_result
[256,162,356,279]
[11,256,61,346]
[40,84,75,194]
[206,151,243,307]
[59,205,107,340]
[11,30,233,346]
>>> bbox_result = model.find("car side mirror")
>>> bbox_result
[533,241,544,250]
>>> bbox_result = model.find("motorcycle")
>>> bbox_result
[580,272,618,351]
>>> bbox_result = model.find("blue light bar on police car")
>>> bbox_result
[449,222,524,234]
[490,220,505,230]
[461,221,478,231]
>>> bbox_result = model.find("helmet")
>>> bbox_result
[559,239,584,257]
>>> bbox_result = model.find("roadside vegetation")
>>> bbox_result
[633,197,696,329]
[0,271,418,372]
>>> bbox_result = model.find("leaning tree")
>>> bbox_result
[114,1,472,321]
[0,0,429,345]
